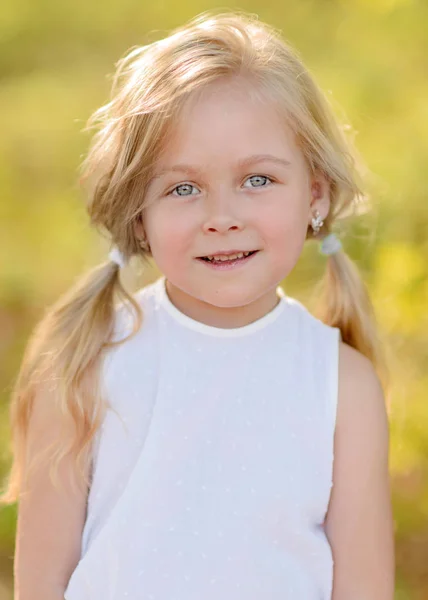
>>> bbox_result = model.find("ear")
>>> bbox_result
[133,214,146,241]
[308,171,331,225]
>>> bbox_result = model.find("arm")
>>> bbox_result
[14,379,91,600]
[324,342,395,600]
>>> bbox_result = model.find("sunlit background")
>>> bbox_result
[1,0,427,598]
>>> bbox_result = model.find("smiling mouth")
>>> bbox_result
[198,250,259,262]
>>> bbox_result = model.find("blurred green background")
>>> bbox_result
[0,0,427,598]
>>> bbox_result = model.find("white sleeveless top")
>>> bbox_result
[64,275,341,600]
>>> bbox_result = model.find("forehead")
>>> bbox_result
[155,77,302,169]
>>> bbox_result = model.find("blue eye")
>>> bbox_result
[169,183,199,197]
[243,175,273,188]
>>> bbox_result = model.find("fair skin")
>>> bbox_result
[136,77,330,329]
[15,78,394,599]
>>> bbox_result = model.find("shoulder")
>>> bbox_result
[338,342,386,413]
[101,279,160,385]
[284,295,339,337]
[337,341,389,451]
[110,278,159,341]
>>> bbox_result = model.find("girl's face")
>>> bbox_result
[138,78,330,327]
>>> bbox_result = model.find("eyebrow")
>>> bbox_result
[150,154,292,181]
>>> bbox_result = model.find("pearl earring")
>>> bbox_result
[311,210,324,235]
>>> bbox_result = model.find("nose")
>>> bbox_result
[201,192,244,234]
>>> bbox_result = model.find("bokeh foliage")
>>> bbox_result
[0,0,427,598]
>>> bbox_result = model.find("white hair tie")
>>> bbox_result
[319,233,342,256]
[109,246,128,268]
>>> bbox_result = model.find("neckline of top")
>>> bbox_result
[154,275,288,337]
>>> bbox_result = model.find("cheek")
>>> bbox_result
[259,191,309,241]
[144,205,194,256]
[257,192,309,265]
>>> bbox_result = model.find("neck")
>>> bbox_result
[164,279,282,329]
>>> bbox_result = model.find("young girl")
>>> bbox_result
[3,10,394,600]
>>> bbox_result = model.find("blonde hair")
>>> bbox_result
[1,10,387,505]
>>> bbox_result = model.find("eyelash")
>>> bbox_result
[167,175,275,197]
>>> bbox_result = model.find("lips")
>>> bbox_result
[197,250,259,262]
[196,250,259,270]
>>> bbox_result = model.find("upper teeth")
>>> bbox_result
[206,251,251,261]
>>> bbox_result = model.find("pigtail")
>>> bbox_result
[0,260,142,505]
[313,248,389,397]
